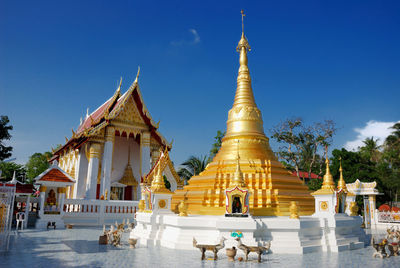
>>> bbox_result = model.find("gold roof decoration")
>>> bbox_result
[312,155,336,195]
[230,140,246,188]
[337,157,347,192]
[119,144,138,187]
[171,11,314,216]
[143,147,184,188]
[151,161,171,194]
[237,10,251,52]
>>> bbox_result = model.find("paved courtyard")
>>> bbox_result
[1,227,399,268]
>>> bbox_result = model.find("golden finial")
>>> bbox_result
[151,163,170,193]
[231,140,246,188]
[337,157,347,192]
[134,66,140,83]
[241,10,245,35]
[237,10,251,52]
[118,77,122,92]
[311,148,335,195]
[321,154,335,190]
[71,128,76,138]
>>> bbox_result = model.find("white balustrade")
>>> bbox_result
[378,211,400,223]
[63,199,138,226]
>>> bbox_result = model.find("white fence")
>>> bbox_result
[63,199,138,226]
[377,211,400,224]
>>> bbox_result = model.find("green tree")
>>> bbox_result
[177,155,208,183]
[0,115,13,161]
[378,123,400,203]
[0,161,26,182]
[270,118,336,182]
[359,137,381,163]
[209,130,225,161]
[25,152,52,182]
[163,175,171,190]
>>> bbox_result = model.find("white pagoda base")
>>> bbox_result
[36,214,65,229]
[131,213,365,254]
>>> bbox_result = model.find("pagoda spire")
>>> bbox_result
[151,155,170,193]
[224,10,265,140]
[337,157,347,192]
[230,140,246,188]
[321,155,335,190]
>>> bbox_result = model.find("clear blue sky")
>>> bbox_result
[1,0,399,166]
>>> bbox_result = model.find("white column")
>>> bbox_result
[369,195,377,226]
[85,143,101,199]
[75,150,89,199]
[39,186,46,217]
[140,132,151,201]
[58,187,66,216]
[101,126,115,199]
[141,132,151,176]
[24,195,30,229]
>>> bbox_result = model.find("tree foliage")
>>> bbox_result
[209,130,225,162]
[177,155,209,183]
[0,115,13,161]
[0,161,26,182]
[25,152,52,182]
[270,118,336,182]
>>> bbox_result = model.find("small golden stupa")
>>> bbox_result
[171,11,314,216]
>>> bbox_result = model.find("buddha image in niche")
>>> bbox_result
[46,189,56,205]
[232,196,242,213]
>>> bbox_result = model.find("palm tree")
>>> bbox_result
[386,123,400,147]
[177,155,209,183]
[359,137,381,163]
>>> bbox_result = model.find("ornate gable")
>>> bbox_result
[114,96,145,126]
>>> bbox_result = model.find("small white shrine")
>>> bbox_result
[346,179,380,228]
[34,163,76,229]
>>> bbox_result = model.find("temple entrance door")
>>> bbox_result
[232,195,242,213]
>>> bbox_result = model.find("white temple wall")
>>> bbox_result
[111,136,141,188]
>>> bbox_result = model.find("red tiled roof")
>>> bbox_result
[77,98,113,134]
[52,80,171,160]
[16,183,34,194]
[292,171,321,179]
[38,168,74,183]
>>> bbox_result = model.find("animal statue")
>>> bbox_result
[235,238,271,263]
[372,237,388,258]
[102,222,126,247]
[386,227,400,257]
[193,237,226,260]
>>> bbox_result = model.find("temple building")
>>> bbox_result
[170,21,314,216]
[51,71,182,201]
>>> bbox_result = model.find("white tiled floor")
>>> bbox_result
[1,228,399,268]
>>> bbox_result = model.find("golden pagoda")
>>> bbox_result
[311,156,335,196]
[171,11,314,216]
[336,158,347,192]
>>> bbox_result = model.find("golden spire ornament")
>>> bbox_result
[337,157,347,192]
[230,140,246,188]
[151,162,170,193]
[312,151,335,195]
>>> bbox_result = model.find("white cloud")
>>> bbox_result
[171,29,200,46]
[189,29,200,44]
[344,120,399,151]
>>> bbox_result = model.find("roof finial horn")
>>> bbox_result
[134,66,140,83]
